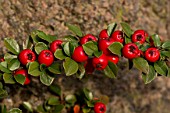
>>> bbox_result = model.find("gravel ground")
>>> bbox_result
[0,0,170,113]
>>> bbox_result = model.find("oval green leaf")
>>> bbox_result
[154,61,168,76]
[66,23,83,37]
[151,34,161,47]
[4,53,17,63]
[108,42,123,56]
[107,23,117,36]
[142,65,157,84]
[14,74,26,85]
[0,61,11,73]
[28,61,41,76]
[83,88,93,101]
[40,72,54,86]
[8,59,20,71]
[8,108,22,113]
[63,57,78,76]
[103,61,118,78]
[120,22,133,38]
[35,42,48,54]
[3,73,15,84]
[82,41,98,56]
[54,49,67,60]
[48,62,61,74]
[133,57,149,74]
[65,94,77,104]
[162,41,170,49]
[4,38,20,55]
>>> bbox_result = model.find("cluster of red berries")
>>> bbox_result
[8,29,161,85]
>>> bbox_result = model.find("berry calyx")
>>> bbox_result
[80,34,97,45]
[132,30,148,44]
[99,29,109,39]
[94,102,106,113]
[14,69,30,85]
[50,40,63,53]
[92,54,108,70]
[110,30,124,43]
[122,43,139,59]
[38,50,54,67]
[145,47,160,62]
[19,49,36,65]
[72,46,88,62]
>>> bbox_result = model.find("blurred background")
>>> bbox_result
[0,0,170,113]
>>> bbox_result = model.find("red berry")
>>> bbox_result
[99,29,109,39]
[94,102,106,113]
[84,58,95,74]
[145,47,160,62]
[14,69,30,85]
[92,54,108,70]
[38,50,54,67]
[132,30,148,44]
[50,40,62,53]
[98,39,115,55]
[80,34,97,45]
[110,30,124,43]
[19,49,36,65]
[107,54,119,64]
[122,43,139,59]
[0,57,4,62]
[72,46,88,62]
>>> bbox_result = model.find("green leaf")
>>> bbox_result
[125,36,132,44]
[76,63,85,79]
[94,51,103,57]
[82,41,98,56]
[140,43,150,52]
[63,57,78,76]
[0,88,8,99]
[40,72,54,86]
[54,49,67,60]
[48,62,61,74]
[47,34,57,42]
[104,61,118,78]
[0,105,7,113]
[65,94,77,104]
[83,88,93,101]
[23,37,33,50]
[37,31,53,43]
[154,61,168,76]
[14,74,26,85]
[82,107,91,113]
[4,53,17,63]
[142,65,157,84]
[37,105,46,113]
[133,57,149,74]
[161,51,170,57]
[48,97,60,105]
[108,42,123,56]
[30,30,42,43]
[62,35,78,42]
[35,42,48,54]
[4,38,20,55]
[22,102,33,112]
[49,84,61,96]
[28,61,41,76]
[162,41,170,49]
[8,108,22,113]
[8,59,20,71]
[63,42,75,56]
[66,23,83,37]
[0,62,11,73]
[120,22,133,38]
[150,34,161,47]
[107,23,117,36]
[3,73,15,84]
[53,104,64,113]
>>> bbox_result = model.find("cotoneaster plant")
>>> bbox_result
[0,22,169,113]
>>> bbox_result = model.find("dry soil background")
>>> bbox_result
[0,0,170,113]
